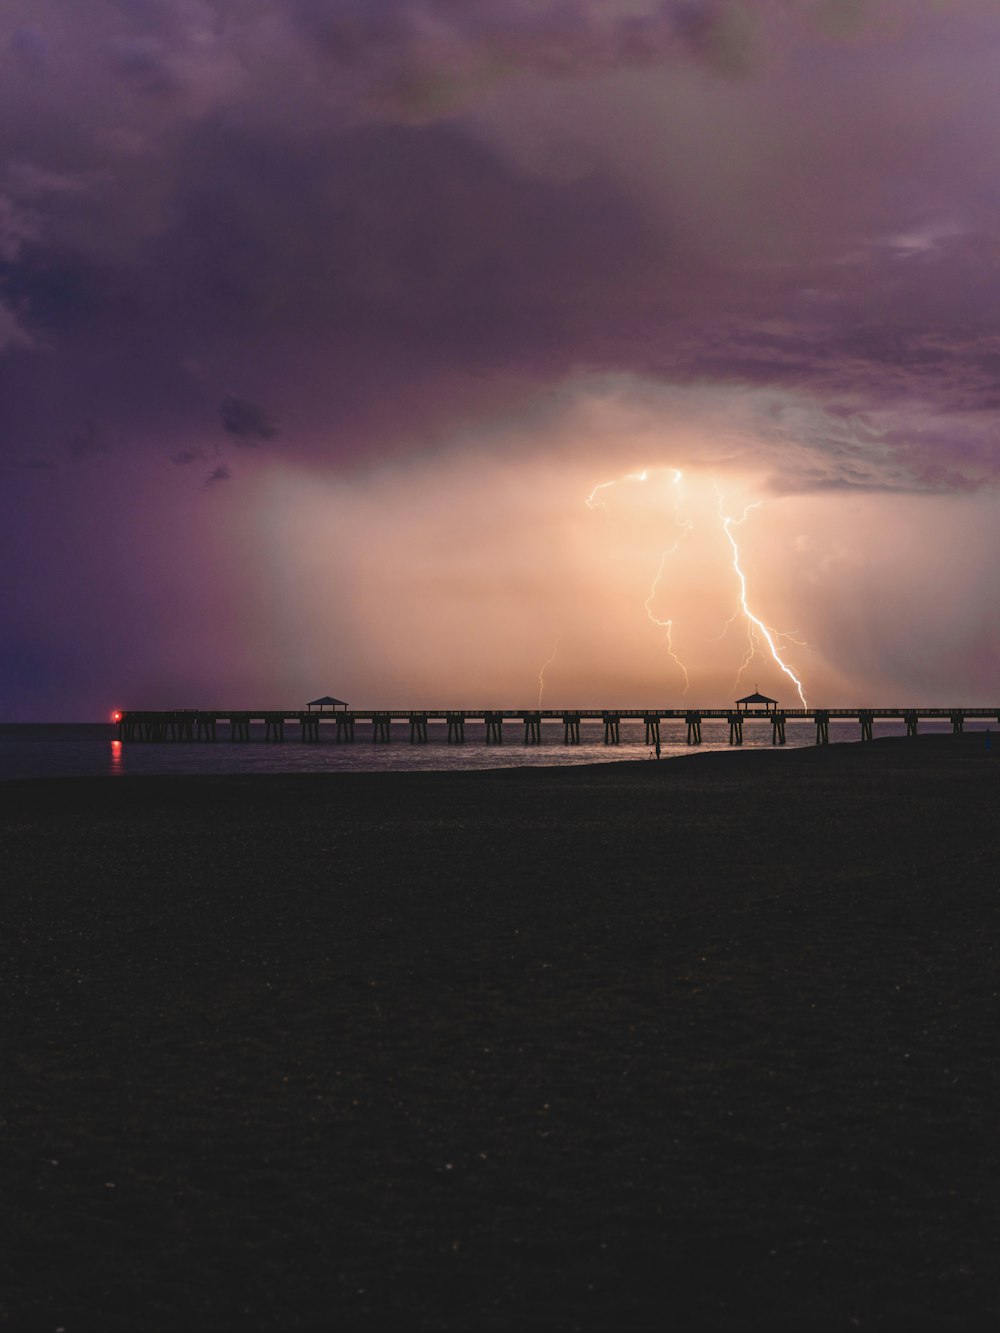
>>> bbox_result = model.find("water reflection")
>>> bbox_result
[0,718,983,782]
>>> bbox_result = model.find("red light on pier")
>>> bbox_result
[112,710,122,723]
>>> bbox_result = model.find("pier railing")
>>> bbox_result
[117,707,999,747]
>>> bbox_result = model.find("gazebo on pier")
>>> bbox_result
[307,695,348,712]
[735,688,778,712]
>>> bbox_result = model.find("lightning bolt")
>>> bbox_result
[643,471,692,693]
[726,612,757,693]
[586,467,693,694]
[713,606,812,677]
[585,470,647,515]
[644,545,691,694]
[537,638,559,707]
[585,479,617,513]
[715,487,809,707]
[709,600,758,691]
[548,472,651,699]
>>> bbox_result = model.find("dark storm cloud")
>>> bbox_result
[155,115,658,363]
[170,447,205,465]
[0,106,661,465]
[66,417,107,459]
[1,0,999,495]
[289,0,765,103]
[1,456,56,470]
[288,0,899,103]
[104,35,178,94]
[914,463,981,493]
[7,27,47,78]
[220,395,279,443]
[204,463,231,486]
[651,317,1000,419]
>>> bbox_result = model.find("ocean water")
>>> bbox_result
[0,718,989,781]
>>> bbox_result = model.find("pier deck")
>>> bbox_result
[117,707,999,746]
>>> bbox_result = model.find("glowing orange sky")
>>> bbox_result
[221,433,998,710]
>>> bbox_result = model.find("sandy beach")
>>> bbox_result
[3,734,999,1331]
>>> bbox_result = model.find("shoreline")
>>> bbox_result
[2,723,994,785]
[4,732,999,1330]
[1,723,993,777]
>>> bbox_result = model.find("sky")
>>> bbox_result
[2,0,999,719]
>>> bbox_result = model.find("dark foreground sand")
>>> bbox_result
[2,735,999,1332]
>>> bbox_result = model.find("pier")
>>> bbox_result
[116,707,999,746]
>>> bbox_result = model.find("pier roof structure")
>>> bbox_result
[736,690,778,711]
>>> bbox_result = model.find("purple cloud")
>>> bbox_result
[1,0,997,497]
[170,446,205,465]
[220,395,279,443]
[66,417,106,459]
[2,0,1000,715]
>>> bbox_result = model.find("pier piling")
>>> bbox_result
[446,713,465,744]
[409,714,428,743]
[196,714,217,742]
[372,713,392,742]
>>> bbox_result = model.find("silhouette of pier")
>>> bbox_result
[116,707,997,746]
